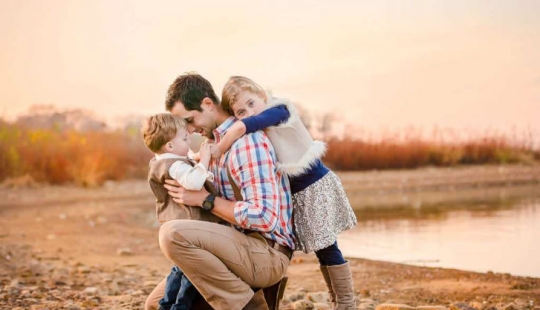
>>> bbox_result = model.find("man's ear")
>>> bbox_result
[201,97,215,111]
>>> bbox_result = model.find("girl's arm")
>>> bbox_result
[214,104,290,158]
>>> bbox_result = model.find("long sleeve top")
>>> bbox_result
[154,153,214,190]
[211,117,295,249]
[241,104,329,194]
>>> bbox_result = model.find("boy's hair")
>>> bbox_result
[165,72,220,112]
[142,113,186,153]
[221,76,268,116]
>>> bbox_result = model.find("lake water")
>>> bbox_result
[337,198,540,278]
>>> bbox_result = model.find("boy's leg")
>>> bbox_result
[159,266,183,310]
[171,274,200,310]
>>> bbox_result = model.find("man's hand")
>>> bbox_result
[164,179,209,207]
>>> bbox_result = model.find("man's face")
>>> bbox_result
[170,100,216,139]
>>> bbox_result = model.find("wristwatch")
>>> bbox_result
[201,194,216,211]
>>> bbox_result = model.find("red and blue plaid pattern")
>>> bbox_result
[210,117,295,249]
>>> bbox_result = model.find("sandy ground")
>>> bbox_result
[1,165,539,309]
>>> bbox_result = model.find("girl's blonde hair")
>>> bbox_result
[221,76,268,116]
[141,113,186,153]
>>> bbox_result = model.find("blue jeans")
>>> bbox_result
[315,241,346,266]
[159,266,200,310]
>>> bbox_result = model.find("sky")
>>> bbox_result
[1,0,539,137]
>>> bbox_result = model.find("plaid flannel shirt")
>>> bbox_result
[210,117,295,249]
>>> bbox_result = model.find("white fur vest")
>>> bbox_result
[265,96,327,177]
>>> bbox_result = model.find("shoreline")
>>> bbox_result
[1,164,539,309]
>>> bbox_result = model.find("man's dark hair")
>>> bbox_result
[165,73,220,112]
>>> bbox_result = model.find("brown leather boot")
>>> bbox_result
[327,262,356,310]
[263,276,288,310]
[243,290,269,310]
[320,265,336,309]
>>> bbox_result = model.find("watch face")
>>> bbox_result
[202,194,215,211]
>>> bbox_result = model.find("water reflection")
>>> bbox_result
[338,198,540,278]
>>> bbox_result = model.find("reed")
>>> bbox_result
[0,121,152,186]
[325,128,539,170]
[1,121,538,186]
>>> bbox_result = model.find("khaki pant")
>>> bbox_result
[145,220,289,310]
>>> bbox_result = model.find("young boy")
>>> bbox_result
[142,113,223,310]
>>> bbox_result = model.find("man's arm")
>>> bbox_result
[165,132,281,230]
[163,181,238,224]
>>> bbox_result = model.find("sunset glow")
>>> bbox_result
[1,0,539,134]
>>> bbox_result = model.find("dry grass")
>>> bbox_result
[325,128,539,170]
[0,121,152,186]
[1,120,538,186]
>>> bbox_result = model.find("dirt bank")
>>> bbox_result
[1,165,539,309]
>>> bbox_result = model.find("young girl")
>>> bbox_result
[215,76,358,310]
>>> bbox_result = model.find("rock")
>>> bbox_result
[9,279,20,288]
[31,291,44,298]
[292,299,315,310]
[451,303,478,310]
[116,248,134,256]
[78,266,91,274]
[81,297,100,307]
[359,302,377,310]
[285,292,306,303]
[104,294,133,302]
[64,304,81,310]
[502,303,519,310]
[376,304,416,310]
[83,287,99,295]
[513,299,527,307]
[313,303,331,310]
[132,289,145,296]
[417,307,448,310]
[307,291,329,303]
[469,301,484,310]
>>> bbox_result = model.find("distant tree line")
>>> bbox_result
[1,104,538,186]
